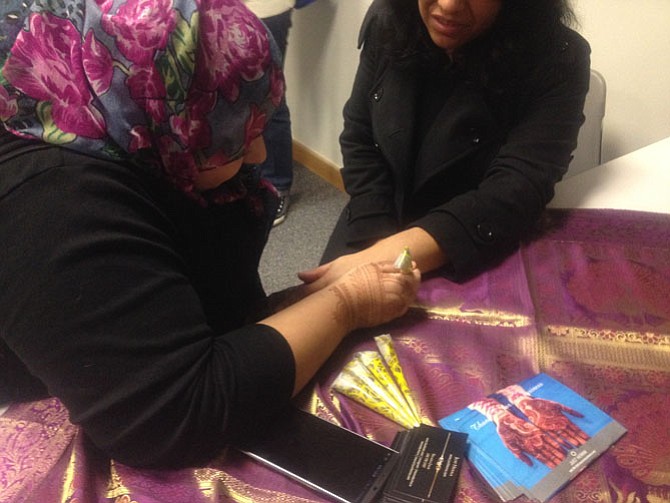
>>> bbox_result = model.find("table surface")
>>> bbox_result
[549,136,670,214]
[3,143,670,503]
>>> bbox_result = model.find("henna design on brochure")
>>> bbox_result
[470,398,567,469]
[496,384,590,449]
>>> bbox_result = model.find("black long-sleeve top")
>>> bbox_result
[322,0,591,279]
[0,130,295,468]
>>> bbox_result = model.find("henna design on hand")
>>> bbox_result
[329,262,417,331]
[498,384,590,449]
[470,398,567,468]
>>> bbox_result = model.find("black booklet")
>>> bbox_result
[384,424,467,503]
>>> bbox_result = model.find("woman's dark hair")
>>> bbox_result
[381,0,577,92]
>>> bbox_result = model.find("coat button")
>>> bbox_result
[372,88,383,101]
[472,137,480,144]
[476,222,495,242]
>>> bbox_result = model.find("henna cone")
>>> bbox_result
[374,334,422,422]
[356,351,421,427]
[331,368,418,429]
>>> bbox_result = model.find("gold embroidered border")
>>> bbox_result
[540,325,670,371]
[414,305,533,328]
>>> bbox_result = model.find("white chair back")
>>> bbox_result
[565,69,607,178]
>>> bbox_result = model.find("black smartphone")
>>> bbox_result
[240,408,399,503]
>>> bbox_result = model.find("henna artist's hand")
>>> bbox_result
[329,261,421,331]
[470,398,567,468]
[499,385,589,447]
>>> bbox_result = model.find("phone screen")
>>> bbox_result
[240,408,399,503]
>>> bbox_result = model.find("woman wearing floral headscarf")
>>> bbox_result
[0,0,419,468]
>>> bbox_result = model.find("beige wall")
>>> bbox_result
[575,0,670,161]
[284,0,670,168]
[284,0,369,166]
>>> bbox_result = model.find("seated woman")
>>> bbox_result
[0,0,419,468]
[308,0,590,286]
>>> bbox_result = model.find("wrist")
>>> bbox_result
[328,282,360,333]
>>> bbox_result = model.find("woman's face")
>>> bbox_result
[194,136,267,191]
[418,0,502,54]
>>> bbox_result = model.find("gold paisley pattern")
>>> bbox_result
[194,467,321,503]
[611,394,670,486]
[0,399,77,503]
[105,461,133,500]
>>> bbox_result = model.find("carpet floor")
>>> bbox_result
[259,163,347,294]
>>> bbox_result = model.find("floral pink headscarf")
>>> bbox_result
[0,0,284,201]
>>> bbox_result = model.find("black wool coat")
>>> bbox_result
[322,0,591,279]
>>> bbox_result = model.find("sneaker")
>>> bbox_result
[273,191,290,226]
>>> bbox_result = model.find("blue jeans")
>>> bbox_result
[260,10,293,193]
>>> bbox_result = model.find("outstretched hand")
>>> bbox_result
[298,253,363,295]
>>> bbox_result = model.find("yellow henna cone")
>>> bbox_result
[343,358,418,428]
[344,358,397,408]
[374,334,421,424]
[356,351,421,428]
[331,368,417,429]
[394,246,413,274]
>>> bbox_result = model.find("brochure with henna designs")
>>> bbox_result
[438,373,627,502]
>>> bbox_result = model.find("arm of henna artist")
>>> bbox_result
[261,261,420,395]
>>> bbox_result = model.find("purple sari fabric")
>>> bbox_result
[2,208,670,503]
